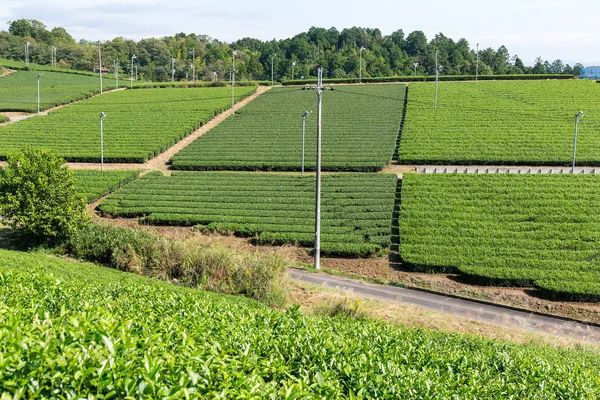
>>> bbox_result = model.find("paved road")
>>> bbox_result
[290,268,600,343]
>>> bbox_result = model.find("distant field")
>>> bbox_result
[0,57,101,76]
[73,170,140,203]
[99,172,397,256]
[399,173,600,301]
[399,80,600,165]
[0,86,256,162]
[171,84,405,172]
[0,70,119,112]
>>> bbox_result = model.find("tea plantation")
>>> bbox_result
[0,86,256,162]
[398,80,600,165]
[0,70,119,112]
[400,173,600,301]
[1,248,598,398]
[73,169,140,203]
[99,171,397,256]
[171,84,405,172]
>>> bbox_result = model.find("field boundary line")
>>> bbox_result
[144,85,271,170]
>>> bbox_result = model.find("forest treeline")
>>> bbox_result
[0,19,582,82]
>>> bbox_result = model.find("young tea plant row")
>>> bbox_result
[73,169,140,203]
[171,84,405,172]
[0,70,119,112]
[399,173,600,301]
[399,80,600,165]
[99,172,397,256]
[0,86,256,162]
[2,248,599,398]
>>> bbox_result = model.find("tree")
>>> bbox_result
[0,148,88,241]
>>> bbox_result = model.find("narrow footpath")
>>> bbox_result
[290,268,600,343]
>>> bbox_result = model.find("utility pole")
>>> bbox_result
[171,58,176,82]
[476,43,479,81]
[301,111,312,176]
[271,53,276,87]
[359,47,365,83]
[130,55,136,89]
[98,40,103,94]
[189,48,195,83]
[135,65,138,81]
[51,46,56,67]
[434,50,442,111]
[306,68,333,270]
[100,112,107,172]
[232,50,237,115]
[37,73,43,114]
[292,61,296,81]
[115,59,118,89]
[572,111,584,174]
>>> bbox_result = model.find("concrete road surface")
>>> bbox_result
[290,268,600,343]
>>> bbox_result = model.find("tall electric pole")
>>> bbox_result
[98,40,103,94]
[271,53,276,87]
[359,47,365,83]
[189,48,195,83]
[171,58,176,82]
[130,54,136,89]
[232,50,237,115]
[476,43,479,81]
[114,59,119,89]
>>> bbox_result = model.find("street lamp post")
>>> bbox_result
[413,62,419,76]
[476,43,479,81]
[37,73,43,114]
[171,58,176,82]
[292,61,296,81]
[434,50,443,110]
[130,54,136,89]
[301,110,312,176]
[232,50,237,115]
[98,40,103,94]
[214,71,218,81]
[100,112,107,172]
[271,54,276,87]
[25,42,30,66]
[572,111,585,174]
[189,48,195,83]
[114,59,118,89]
[51,46,56,67]
[359,47,365,83]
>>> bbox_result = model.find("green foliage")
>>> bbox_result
[0,115,8,123]
[314,298,369,319]
[64,223,288,306]
[0,148,88,240]
[0,70,118,112]
[400,173,600,301]
[98,172,397,257]
[72,170,140,203]
[1,248,599,397]
[172,84,405,172]
[399,80,600,165]
[0,86,256,162]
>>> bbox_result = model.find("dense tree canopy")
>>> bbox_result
[0,19,580,82]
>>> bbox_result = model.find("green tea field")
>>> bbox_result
[73,170,140,203]
[1,248,598,398]
[171,84,405,172]
[0,86,256,162]
[0,70,119,112]
[399,173,600,301]
[99,172,397,256]
[398,80,600,165]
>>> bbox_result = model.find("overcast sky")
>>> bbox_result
[1,0,598,66]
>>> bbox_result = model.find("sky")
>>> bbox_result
[1,0,599,66]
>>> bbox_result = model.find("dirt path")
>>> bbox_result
[144,85,271,170]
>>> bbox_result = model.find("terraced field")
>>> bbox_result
[399,173,600,301]
[2,248,599,397]
[0,70,118,112]
[171,84,405,172]
[99,172,397,256]
[0,86,256,162]
[399,80,600,165]
[73,170,140,203]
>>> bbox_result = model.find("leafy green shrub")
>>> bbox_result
[0,148,88,241]
[0,115,8,123]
